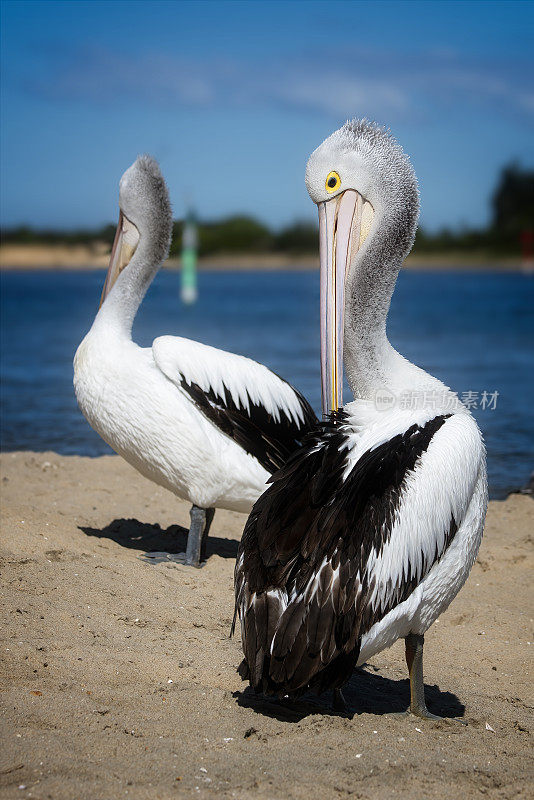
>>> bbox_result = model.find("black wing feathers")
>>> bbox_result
[235,412,454,697]
[180,378,317,474]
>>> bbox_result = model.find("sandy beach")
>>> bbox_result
[0,244,527,271]
[0,451,532,799]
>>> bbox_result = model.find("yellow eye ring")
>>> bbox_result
[325,171,341,193]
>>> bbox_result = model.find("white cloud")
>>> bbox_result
[18,43,534,125]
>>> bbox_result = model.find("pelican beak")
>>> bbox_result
[99,211,140,308]
[318,190,373,418]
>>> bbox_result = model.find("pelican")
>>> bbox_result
[234,120,488,721]
[74,156,316,567]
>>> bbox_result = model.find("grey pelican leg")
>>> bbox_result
[199,507,215,563]
[333,688,348,712]
[405,633,466,724]
[185,505,214,567]
[140,505,215,567]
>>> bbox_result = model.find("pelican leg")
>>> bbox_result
[199,507,215,562]
[333,688,348,713]
[404,633,466,724]
[140,505,214,567]
[184,505,214,567]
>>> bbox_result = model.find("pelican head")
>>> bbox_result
[305,119,419,416]
[100,155,172,307]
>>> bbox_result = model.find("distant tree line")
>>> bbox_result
[2,163,533,256]
[1,224,118,248]
[414,162,534,254]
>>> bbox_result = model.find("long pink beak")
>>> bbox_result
[99,211,140,308]
[319,190,366,418]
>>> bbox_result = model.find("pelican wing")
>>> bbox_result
[234,410,486,697]
[152,336,317,473]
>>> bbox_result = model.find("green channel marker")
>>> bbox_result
[181,210,198,304]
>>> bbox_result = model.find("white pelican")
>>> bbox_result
[74,156,317,567]
[234,120,488,720]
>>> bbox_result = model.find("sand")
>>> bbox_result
[0,451,532,800]
[0,244,527,271]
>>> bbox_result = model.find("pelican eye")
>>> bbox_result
[325,171,341,193]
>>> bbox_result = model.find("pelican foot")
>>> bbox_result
[140,506,215,568]
[140,551,207,568]
[389,708,467,725]
[411,708,467,725]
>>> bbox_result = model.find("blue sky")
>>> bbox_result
[1,0,533,231]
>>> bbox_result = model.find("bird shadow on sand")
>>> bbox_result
[79,518,239,560]
[234,666,465,722]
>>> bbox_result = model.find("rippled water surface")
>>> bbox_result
[1,268,532,498]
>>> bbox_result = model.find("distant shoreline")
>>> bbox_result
[0,244,529,272]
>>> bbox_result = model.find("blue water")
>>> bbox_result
[1,269,533,499]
